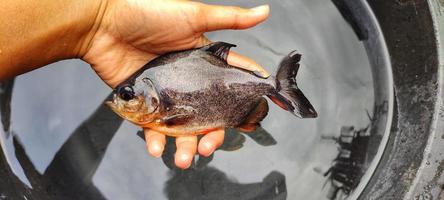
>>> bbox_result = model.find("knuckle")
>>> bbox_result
[188,3,207,32]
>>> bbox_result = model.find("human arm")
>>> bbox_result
[0,0,270,169]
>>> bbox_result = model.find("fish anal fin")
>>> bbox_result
[220,128,246,151]
[237,98,269,133]
[202,42,237,62]
[246,98,269,124]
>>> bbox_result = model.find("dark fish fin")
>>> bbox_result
[267,95,290,111]
[245,126,277,146]
[161,114,194,126]
[219,128,246,151]
[237,124,258,133]
[270,51,317,118]
[196,154,214,169]
[202,42,237,62]
[238,98,269,133]
[233,125,277,147]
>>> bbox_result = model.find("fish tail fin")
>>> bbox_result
[268,51,317,118]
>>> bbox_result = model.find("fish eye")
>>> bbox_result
[117,85,135,101]
[151,97,158,106]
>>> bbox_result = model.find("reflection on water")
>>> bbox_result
[138,127,287,200]
[0,0,377,199]
[136,127,278,170]
[8,94,122,199]
[321,125,370,199]
[165,168,286,200]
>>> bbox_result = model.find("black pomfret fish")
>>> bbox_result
[107,42,317,136]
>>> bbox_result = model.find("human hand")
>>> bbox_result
[79,0,270,169]
[0,0,269,169]
[81,0,270,87]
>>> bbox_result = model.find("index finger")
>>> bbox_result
[227,51,270,78]
[197,37,270,78]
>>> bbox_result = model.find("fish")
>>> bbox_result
[106,42,317,137]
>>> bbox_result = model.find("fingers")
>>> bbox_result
[144,129,166,158]
[144,129,225,169]
[198,129,225,157]
[227,51,270,77]
[175,136,198,169]
[196,37,270,78]
[198,4,270,32]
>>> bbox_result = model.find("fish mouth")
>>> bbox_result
[105,96,155,126]
[105,100,117,111]
[105,99,136,123]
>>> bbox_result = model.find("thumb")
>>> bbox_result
[196,4,270,32]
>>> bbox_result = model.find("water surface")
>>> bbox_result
[0,0,374,199]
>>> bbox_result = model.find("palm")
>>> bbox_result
[84,0,212,87]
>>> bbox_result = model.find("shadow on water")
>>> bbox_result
[2,92,123,199]
[137,128,287,200]
[164,168,286,200]
[1,83,287,199]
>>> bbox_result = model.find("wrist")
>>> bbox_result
[0,0,108,79]
[73,0,110,59]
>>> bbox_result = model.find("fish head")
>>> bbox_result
[106,78,160,126]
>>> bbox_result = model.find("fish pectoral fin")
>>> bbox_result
[160,114,194,126]
[202,42,237,62]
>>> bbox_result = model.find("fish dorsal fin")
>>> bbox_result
[202,42,237,62]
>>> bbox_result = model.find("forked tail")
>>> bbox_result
[268,51,317,118]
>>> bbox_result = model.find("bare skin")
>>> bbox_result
[0,0,270,169]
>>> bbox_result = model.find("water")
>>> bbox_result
[0,0,376,199]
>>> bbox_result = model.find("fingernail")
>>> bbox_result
[203,143,215,156]
[179,153,191,162]
[177,153,192,169]
[253,70,270,78]
[251,5,270,13]
[204,142,214,150]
